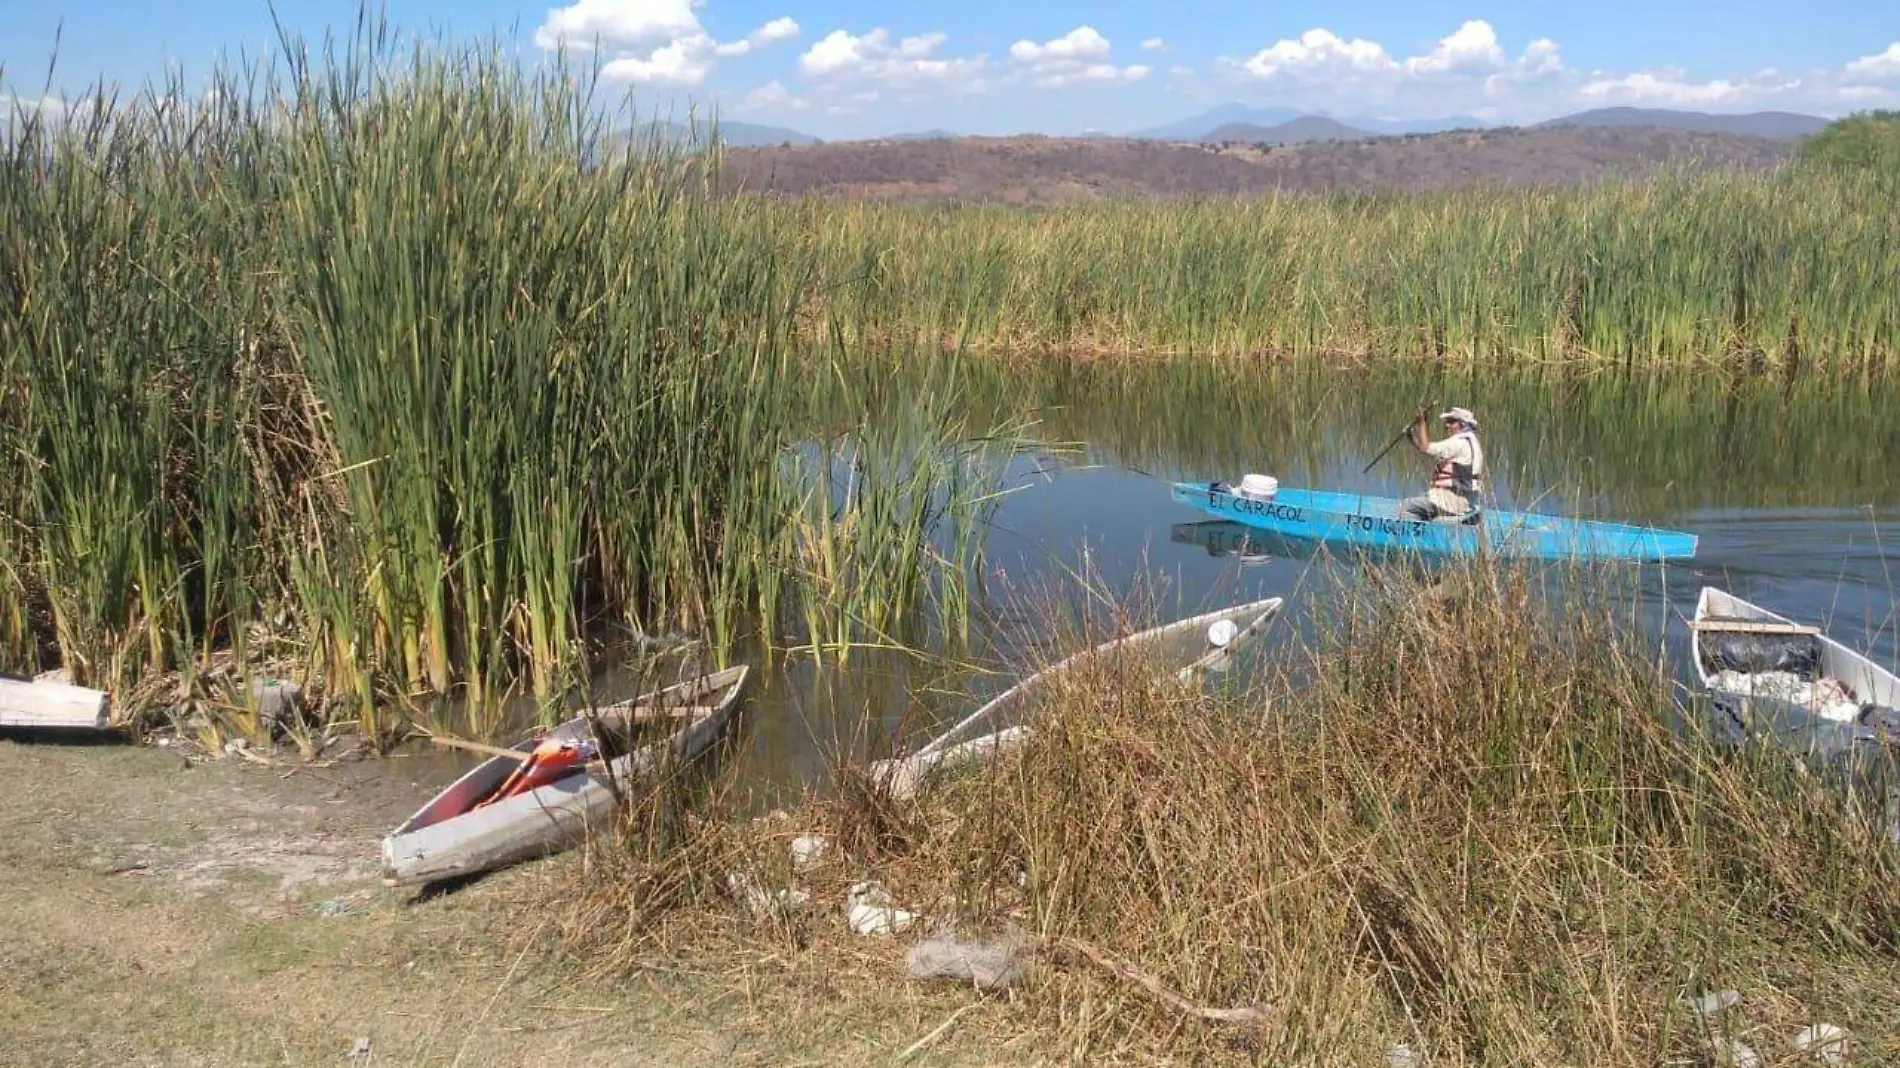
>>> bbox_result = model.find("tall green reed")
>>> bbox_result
[777,165,1900,369]
[1,19,1006,736]
[777,349,1033,662]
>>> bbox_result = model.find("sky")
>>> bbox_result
[3,1,1897,138]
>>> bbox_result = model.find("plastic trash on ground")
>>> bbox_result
[1687,989,1741,1016]
[790,833,828,871]
[905,929,1033,991]
[845,881,916,935]
[726,871,810,919]
[1793,1023,1850,1065]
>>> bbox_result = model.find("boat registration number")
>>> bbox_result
[1344,514,1429,538]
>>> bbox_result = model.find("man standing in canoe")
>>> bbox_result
[1399,406,1485,522]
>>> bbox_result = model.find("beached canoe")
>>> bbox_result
[381,665,750,887]
[868,595,1285,800]
[1691,586,1899,754]
[1170,482,1698,562]
[0,674,111,731]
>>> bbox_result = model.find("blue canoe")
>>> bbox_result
[1170,482,1698,562]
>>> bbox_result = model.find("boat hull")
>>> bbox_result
[1171,483,1697,561]
[1691,587,1899,760]
[870,595,1285,799]
[381,665,750,887]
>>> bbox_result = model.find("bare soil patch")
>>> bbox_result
[717,126,1798,203]
[0,737,1031,1068]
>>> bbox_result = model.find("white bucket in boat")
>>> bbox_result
[1237,474,1278,501]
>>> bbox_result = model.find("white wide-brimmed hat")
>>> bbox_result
[1440,407,1478,428]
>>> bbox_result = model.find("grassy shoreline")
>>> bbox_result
[5,558,1897,1066]
[561,561,1900,1066]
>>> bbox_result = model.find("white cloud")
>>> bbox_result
[1846,42,1900,82]
[0,93,101,133]
[602,34,717,85]
[1142,38,1168,52]
[1519,38,1564,75]
[1010,27,1111,64]
[737,79,809,112]
[1219,20,1585,117]
[1237,19,1553,85]
[1034,63,1150,89]
[797,28,990,92]
[1838,85,1894,101]
[1009,26,1149,90]
[1,93,68,119]
[534,0,702,51]
[535,1,796,85]
[1240,29,1395,80]
[716,15,800,57]
[1403,20,1505,76]
[754,15,799,45]
[1578,67,1799,107]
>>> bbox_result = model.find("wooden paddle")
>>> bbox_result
[425,702,717,763]
[429,735,531,761]
[1360,426,1412,474]
[1362,399,1436,475]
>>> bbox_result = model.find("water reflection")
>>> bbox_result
[688,356,1900,801]
[1170,520,1315,564]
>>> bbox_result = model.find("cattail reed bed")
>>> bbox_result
[0,27,1011,738]
[779,167,1900,368]
[564,561,1900,1066]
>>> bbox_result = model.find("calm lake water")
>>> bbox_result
[408,358,1900,802]
[712,358,1900,802]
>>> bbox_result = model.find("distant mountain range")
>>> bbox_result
[1531,107,1829,139]
[1138,104,1830,143]
[631,119,820,148]
[716,125,1802,204]
[645,104,1832,150]
[1199,116,1370,145]
[1133,104,1491,141]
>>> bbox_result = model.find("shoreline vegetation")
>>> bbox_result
[566,562,1900,1066]
[3,24,1897,731]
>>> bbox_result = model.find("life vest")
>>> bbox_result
[1429,430,1485,502]
[476,736,597,808]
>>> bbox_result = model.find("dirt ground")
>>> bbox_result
[0,734,1041,1068]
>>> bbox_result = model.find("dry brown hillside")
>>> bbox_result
[717,125,1798,203]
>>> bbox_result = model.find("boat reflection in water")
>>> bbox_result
[1169,520,1324,564]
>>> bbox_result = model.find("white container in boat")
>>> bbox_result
[1237,474,1278,501]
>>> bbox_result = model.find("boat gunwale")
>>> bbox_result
[383,664,751,846]
[1171,482,1699,557]
[869,595,1286,795]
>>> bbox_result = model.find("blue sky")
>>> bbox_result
[4,1,1897,137]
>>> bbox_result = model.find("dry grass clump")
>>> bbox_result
[561,562,1900,1065]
